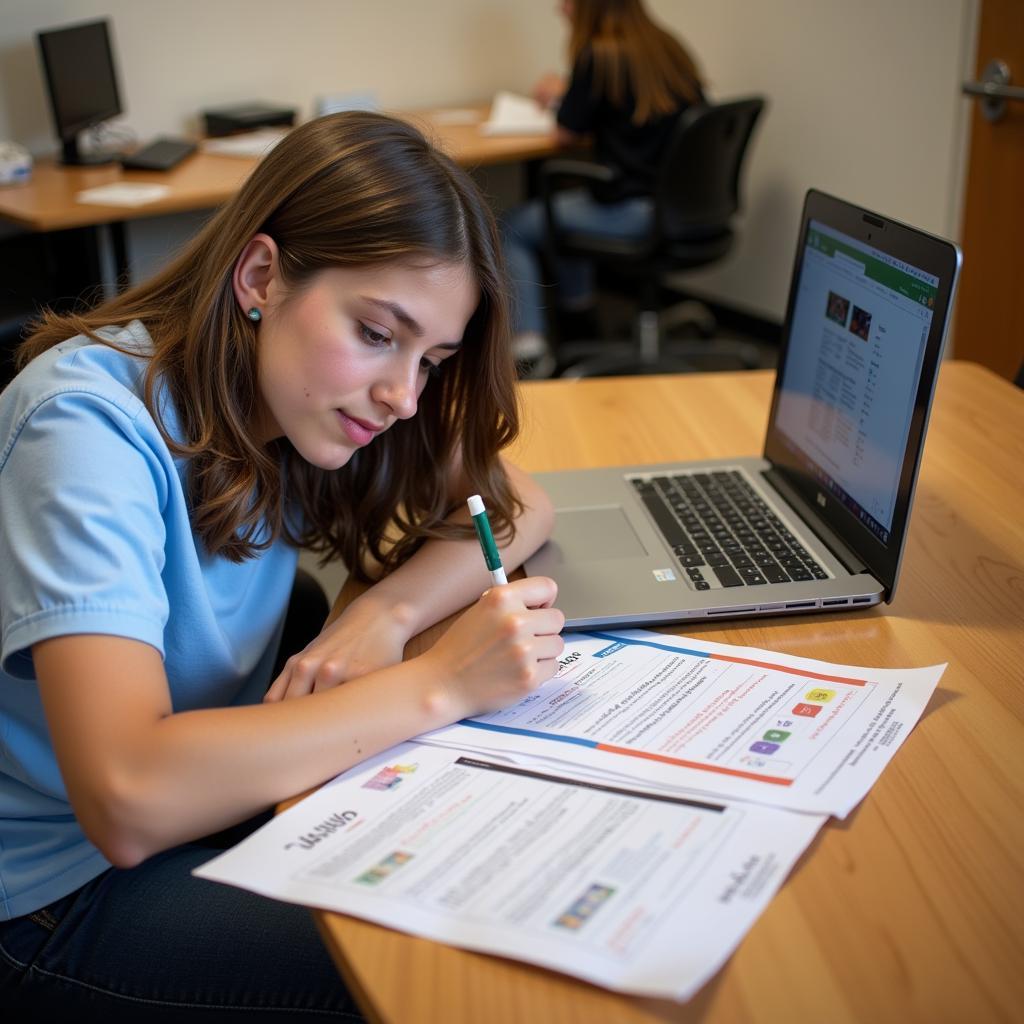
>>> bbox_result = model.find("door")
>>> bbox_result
[955,0,1024,381]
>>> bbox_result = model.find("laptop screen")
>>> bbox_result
[762,190,960,599]
[772,220,939,544]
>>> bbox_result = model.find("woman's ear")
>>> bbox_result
[232,233,280,317]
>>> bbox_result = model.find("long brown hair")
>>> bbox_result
[17,112,521,579]
[568,0,702,123]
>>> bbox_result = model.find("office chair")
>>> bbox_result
[0,312,30,390]
[539,96,766,377]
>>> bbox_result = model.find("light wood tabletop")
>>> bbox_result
[404,104,564,168]
[314,360,1024,1023]
[0,105,558,234]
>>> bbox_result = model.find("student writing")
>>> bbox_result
[0,111,564,1020]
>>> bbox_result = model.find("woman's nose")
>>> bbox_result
[373,364,419,421]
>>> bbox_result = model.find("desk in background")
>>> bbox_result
[0,105,560,297]
[0,105,556,233]
[315,361,1024,1023]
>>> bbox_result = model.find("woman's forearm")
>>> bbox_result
[36,633,457,868]
[124,658,454,859]
[37,569,563,868]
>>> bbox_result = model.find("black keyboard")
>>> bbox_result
[120,137,196,172]
[632,470,829,590]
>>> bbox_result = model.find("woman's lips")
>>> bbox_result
[336,410,382,446]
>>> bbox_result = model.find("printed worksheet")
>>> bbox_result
[195,742,823,1001]
[421,630,945,818]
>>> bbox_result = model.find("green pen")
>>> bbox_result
[467,494,508,586]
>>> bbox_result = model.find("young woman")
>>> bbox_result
[0,111,564,1020]
[504,0,705,375]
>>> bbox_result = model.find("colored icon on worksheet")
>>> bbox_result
[750,741,780,754]
[554,884,616,931]
[805,688,836,702]
[362,762,418,791]
[763,729,791,742]
[354,850,414,886]
[792,703,822,717]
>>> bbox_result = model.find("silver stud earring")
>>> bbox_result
[247,307,262,322]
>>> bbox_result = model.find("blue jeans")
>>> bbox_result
[0,837,363,1021]
[501,189,653,335]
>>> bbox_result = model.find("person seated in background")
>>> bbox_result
[503,0,705,377]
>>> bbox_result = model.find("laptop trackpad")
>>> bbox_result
[545,506,648,564]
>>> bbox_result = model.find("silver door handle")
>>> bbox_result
[962,59,1024,121]
[962,82,1024,99]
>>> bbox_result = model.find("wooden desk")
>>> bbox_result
[0,105,559,304]
[0,105,557,234]
[405,105,565,168]
[316,361,1024,1023]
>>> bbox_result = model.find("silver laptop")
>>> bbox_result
[525,190,962,628]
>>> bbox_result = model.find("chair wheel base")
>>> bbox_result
[562,352,698,378]
[559,336,764,378]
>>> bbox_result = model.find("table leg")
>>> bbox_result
[108,221,130,292]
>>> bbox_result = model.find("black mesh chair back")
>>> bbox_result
[656,97,765,246]
[538,95,767,376]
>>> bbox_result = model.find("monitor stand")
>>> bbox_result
[60,134,118,167]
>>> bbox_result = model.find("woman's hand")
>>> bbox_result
[421,576,565,720]
[264,592,418,702]
[532,71,567,110]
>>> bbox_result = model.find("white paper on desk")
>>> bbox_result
[200,128,289,158]
[480,91,555,136]
[419,630,945,819]
[76,183,170,207]
[195,741,823,1002]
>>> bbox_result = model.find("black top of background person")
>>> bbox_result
[557,47,704,203]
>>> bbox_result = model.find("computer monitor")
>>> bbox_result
[36,19,123,166]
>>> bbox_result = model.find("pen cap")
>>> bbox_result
[467,494,502,571]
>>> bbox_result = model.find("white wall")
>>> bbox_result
[647,0,977,320]
[0,0,976,322]
[0,0,563,149]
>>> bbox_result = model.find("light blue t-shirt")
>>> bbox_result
[0,324,298,919]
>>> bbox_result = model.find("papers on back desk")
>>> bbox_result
[420,630,945,818]
[196,742,823,1001]
[76,183,170,206]
[480,90,555,135]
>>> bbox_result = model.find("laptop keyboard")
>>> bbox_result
[632,471,830,590]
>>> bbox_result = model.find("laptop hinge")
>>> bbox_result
[761,468,868,574]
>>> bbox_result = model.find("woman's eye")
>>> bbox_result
[420,358,443,379]
[359,323,391,346]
